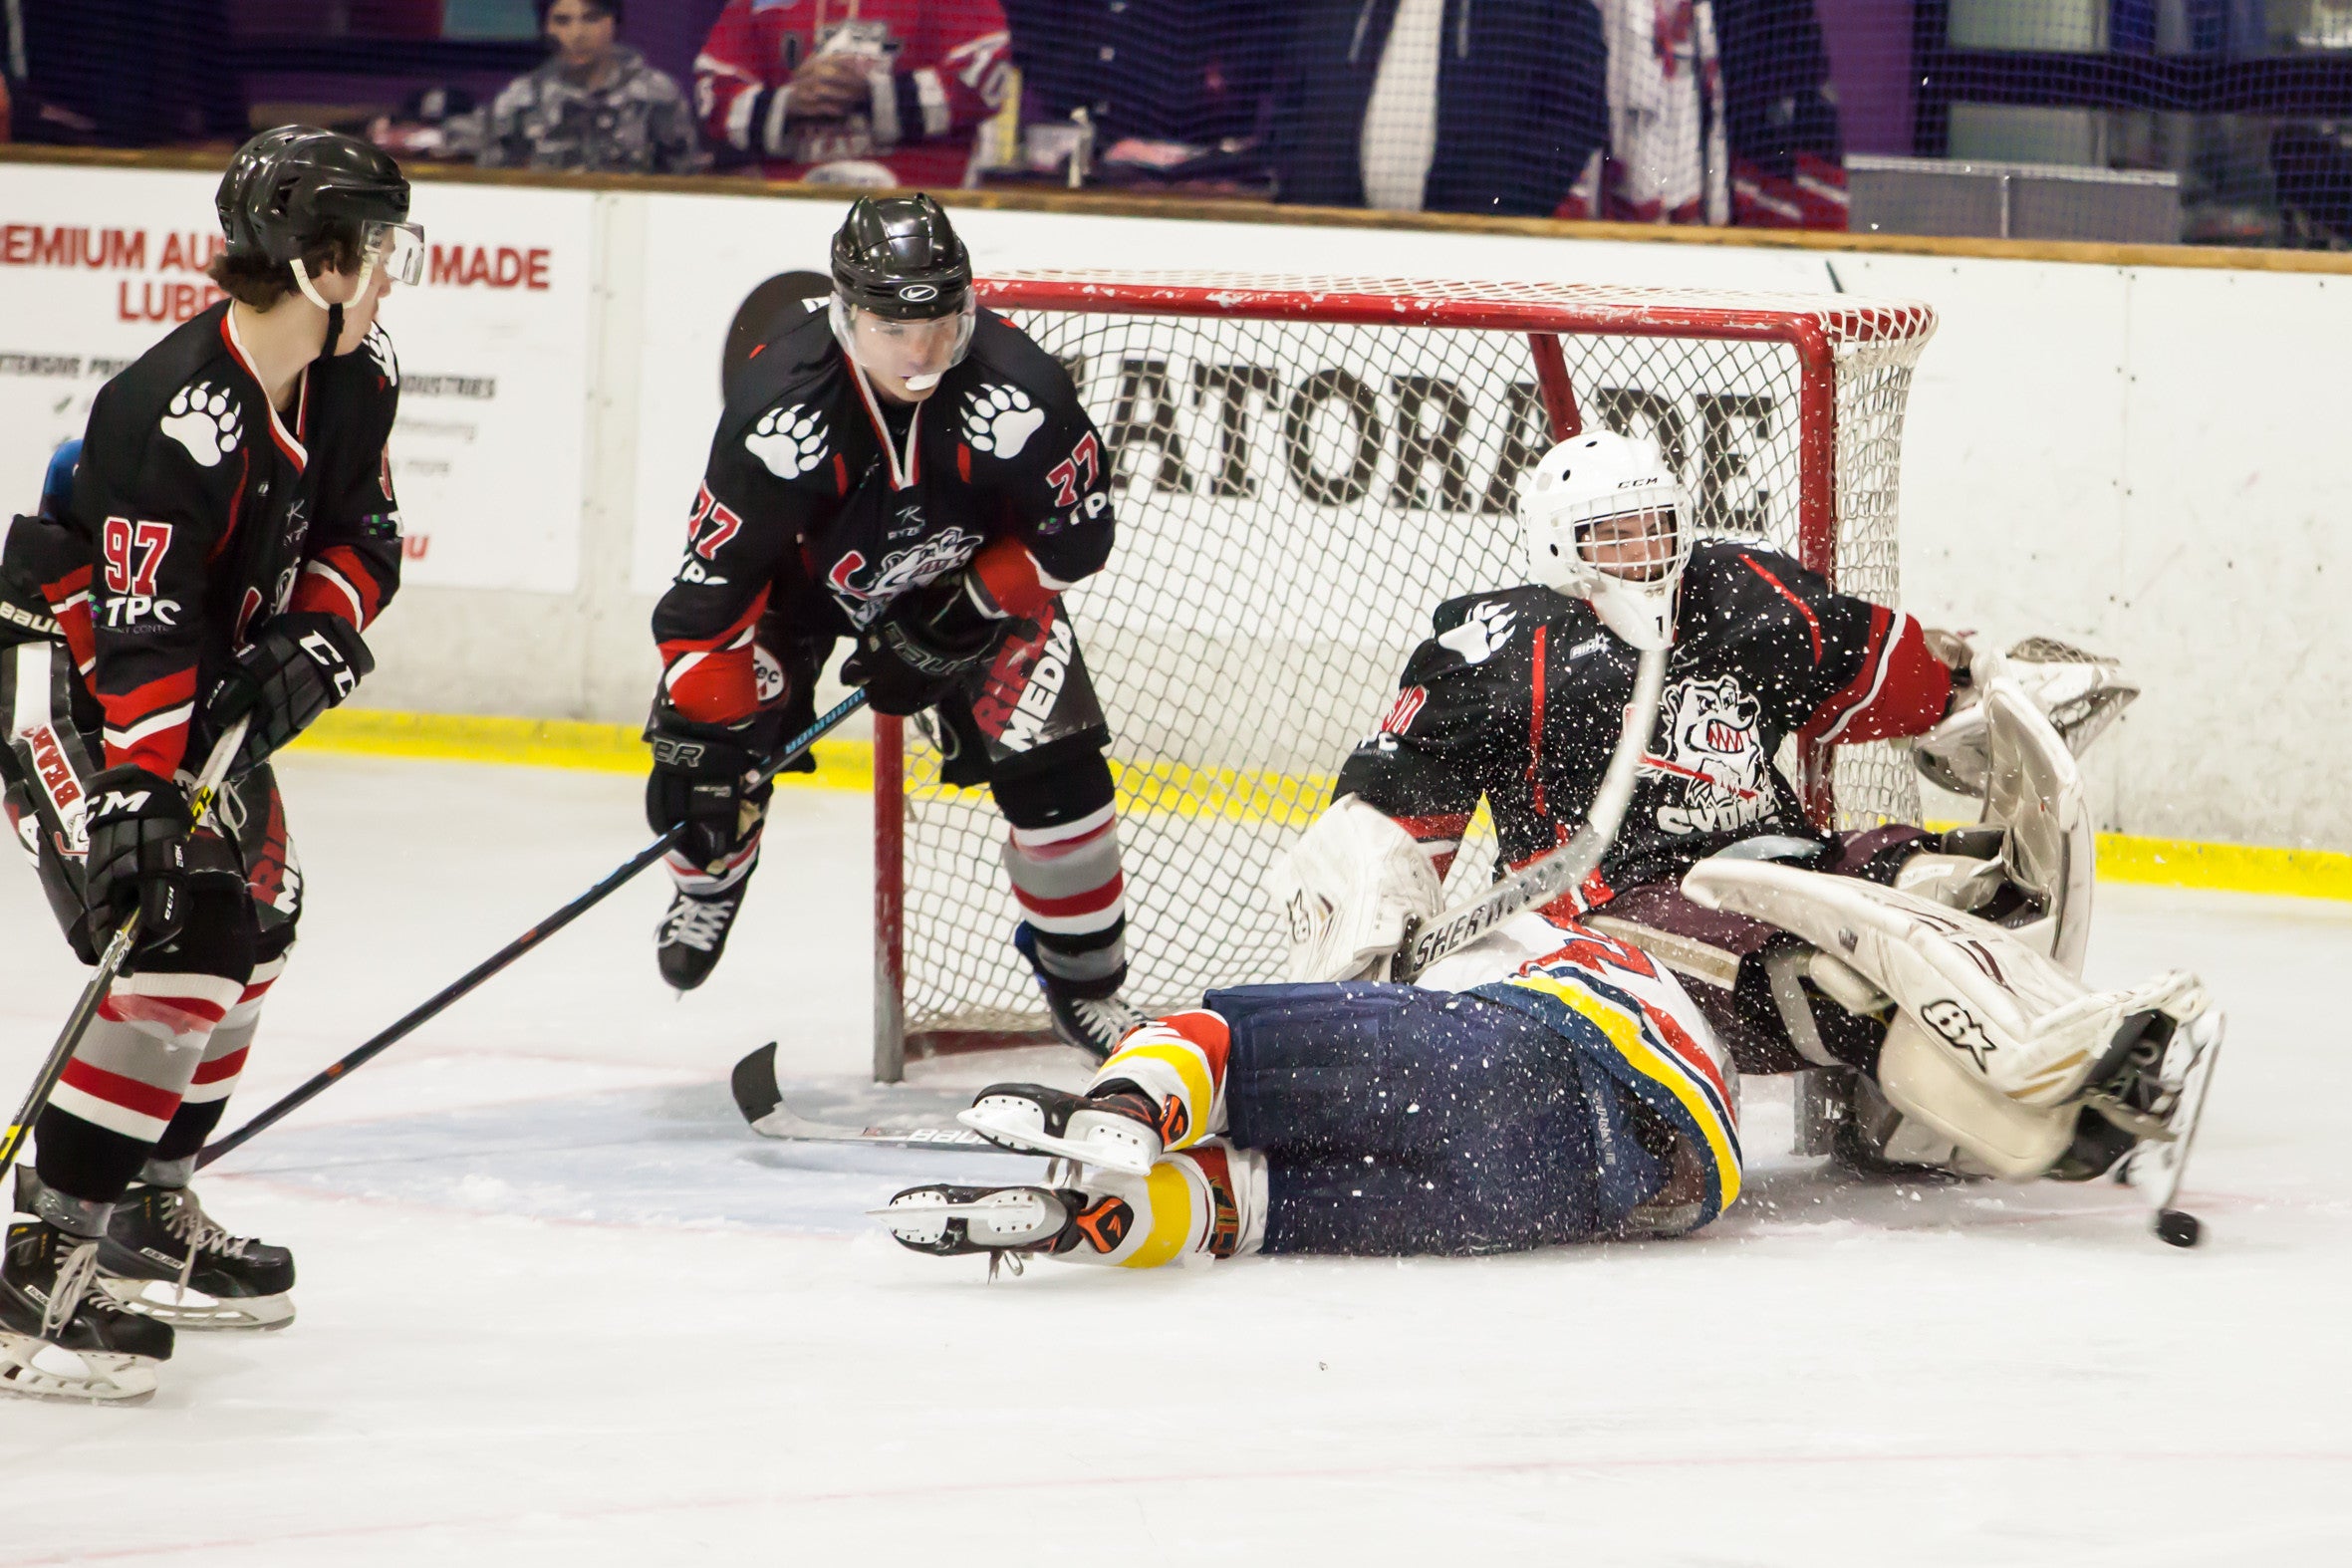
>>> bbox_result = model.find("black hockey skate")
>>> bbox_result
[875,1183,1129,1278]
[1012,922,1148,1061]
[656,886,746,992]
[97,1182,296,1331]
[1,1219,174,1404]
[959,1081,1176,1176]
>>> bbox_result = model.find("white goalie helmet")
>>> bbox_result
[1521,429,1694,652]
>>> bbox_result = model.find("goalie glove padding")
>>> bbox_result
[1269,794,1441,983]
[1917,637,2140,798]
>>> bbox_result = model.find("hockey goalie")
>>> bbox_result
[1279,428,2219,1201]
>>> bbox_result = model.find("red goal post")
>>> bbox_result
[873,271,1939,1080]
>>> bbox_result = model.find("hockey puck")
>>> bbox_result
[2155,1208,2203,1248]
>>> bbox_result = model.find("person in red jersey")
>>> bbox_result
[692,0,1015,186]
[645,195,1148,1059]
[0,127,420,1404]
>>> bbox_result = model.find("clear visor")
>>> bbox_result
[831,295,976,389]
[363,220,427,287]
[1574,504,1683,584]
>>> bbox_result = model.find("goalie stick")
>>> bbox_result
[196,692,869,1169]
[1391,645,1670,983]
[1,717,251,1181]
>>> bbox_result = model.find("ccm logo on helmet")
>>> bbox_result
[898,284,938,303]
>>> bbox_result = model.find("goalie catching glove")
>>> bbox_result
[1916,637,2138,798]
[203,611,374,774]
[839,573,1017,717]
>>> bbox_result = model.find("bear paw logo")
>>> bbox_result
[1436,599,1517,665]
[745,404,828,480]
[161,383,242,468]
[363,324,398,387]
[962,384,1045,459]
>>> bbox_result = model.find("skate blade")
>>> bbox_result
[955,1105,1156,1176]
[873,1188,1064,1247]
[98,1276,295,1332]
[0,1332,160,1405]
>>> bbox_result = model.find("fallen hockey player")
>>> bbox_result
[878,909,1743,1272]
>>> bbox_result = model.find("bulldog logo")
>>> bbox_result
[1651,675,1773,835]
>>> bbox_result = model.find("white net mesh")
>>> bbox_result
[887,273,1937,1047]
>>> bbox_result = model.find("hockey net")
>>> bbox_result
[875,272,1938,1075]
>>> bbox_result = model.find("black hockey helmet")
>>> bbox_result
[829,194,971,321]
[217,126,413,268]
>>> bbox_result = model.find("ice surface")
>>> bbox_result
[0,753,2346,1565]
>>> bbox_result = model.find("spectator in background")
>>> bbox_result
[1568,0,1844,228]
[1268,0,1607,217]
[692,0,1014,187]
[4,0,245,147]
[1716,0,1845,229]
[998,0,1276,153]
[480,0,709,175]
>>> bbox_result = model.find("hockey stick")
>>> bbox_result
[1391,645,1669,983]
[194,690,872,1170]
[728,1040,1033,1154]
[0,717,253,1181]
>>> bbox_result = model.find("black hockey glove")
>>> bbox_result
[82,765,193,949]
[840,574,1014,717]
[205,612,375,772]
[645,712,771,873]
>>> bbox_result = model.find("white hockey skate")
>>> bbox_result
[874,1183,1104,1279]
[957,1083,1168,1176]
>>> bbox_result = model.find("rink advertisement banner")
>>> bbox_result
[0,165,592,595]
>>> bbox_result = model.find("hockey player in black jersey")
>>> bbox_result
[646,195,1145,1055]
[0,128,418,1402]
[1282,428,2220,1193]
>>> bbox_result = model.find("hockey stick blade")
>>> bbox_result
[731,1042,1029,1155]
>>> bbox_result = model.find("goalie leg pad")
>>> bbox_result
[1874,1014,2077,1180]
[1685,859,2216,1178]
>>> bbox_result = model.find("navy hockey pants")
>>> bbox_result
[1205,984,1671,1256]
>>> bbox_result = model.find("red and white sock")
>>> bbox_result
[1002,803,1126,991]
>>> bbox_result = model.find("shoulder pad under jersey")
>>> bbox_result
[719,306,845,441]
[1408,585,1569,681]
[958,307,1076,392]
